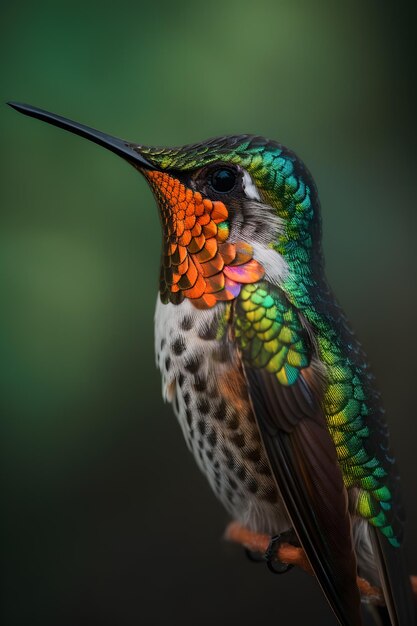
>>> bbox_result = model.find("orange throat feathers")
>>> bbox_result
[145,170,264,309]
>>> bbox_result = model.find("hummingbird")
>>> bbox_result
[8,102,415,626]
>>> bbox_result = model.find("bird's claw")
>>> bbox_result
[244,534,294,575]
[265,535,294,574]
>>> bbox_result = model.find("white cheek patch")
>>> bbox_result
[242,169,261,201]
[251,243,289,287]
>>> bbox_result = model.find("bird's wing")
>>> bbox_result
[370,528,415,626]
[233,281,362,626]
[323,294,415,626]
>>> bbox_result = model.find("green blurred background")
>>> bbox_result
[1,1,416,624]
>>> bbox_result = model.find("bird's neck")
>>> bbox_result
[278,215,327,313]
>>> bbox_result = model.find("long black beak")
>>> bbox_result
[8,101,156,170]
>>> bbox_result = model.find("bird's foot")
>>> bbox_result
[245,533,294,575]
[264,534,294,574]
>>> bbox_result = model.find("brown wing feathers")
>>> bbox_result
[244,365,362,626]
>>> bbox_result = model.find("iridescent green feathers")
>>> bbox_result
[235,282,309,386]
[235,280,401,547]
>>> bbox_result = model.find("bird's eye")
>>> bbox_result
[209,167,237,193]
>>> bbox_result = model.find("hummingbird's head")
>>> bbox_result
[9,104,322,309]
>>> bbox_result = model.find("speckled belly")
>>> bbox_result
[154,297,290,535]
